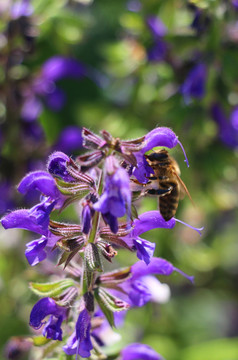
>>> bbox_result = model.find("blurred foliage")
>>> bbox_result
[0,0,238,359]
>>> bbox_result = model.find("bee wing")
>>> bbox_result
[173,171,195,206]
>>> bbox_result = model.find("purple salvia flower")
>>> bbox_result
[121,343,162,360]
[75,309,93,358]
[42,315,64,341]
[116,256,193,307]
[29,297,67,340]
[1,198,55,236]
[146,16,167,38]
[81,203,94,235]
[47,151,72,181]
[180,63,207,103]
[133,127,189,183]
[132,238,155,265]
[211,103,238,149]
[128,280,152,306]
[64,309,93,358]
[18,171,60,200]
[63,332,78,356]
[94,156,131,233]
[25,236,48,266]
[123,211,202,263]
[131,257,194,283]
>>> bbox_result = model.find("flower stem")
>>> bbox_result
[88,169,104,244]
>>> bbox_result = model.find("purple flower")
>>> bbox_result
[54,126,83,155]
[21,56,87,122]
[121,343,162,360]
[146,16,168,63]
[81,202,95,235]
[232,0,238,9]
[11,0,33,19]
[133,127,189,184]
[47,151,72,181]
[63,309,93,358]
[41,56,86,82]
[147,40,167,62]
[118,256,193,307]
[146,16,167,38]
[180,63,207,103]
[94,156,131,233]
[211,104,238,149]
[1,198,55,236]
[43,315,64,341]
[123,211,175,264]
[18,171,60,200]
[30,297,67,340]
[21,96,43,122]
[25,236,48,266]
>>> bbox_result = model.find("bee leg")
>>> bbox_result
[147,188,172,196]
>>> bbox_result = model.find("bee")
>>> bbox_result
[135,149,193,221]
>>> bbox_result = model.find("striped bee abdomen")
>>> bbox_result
[159,180,179,221]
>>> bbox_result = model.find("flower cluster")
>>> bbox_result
[1,126,201,359]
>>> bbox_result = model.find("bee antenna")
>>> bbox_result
[177,140,189,168]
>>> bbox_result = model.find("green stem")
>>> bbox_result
[88,169,104,244]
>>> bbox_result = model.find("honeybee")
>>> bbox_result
[134,149,193,221]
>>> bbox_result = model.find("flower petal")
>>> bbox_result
[121,343,162,360]
[18,171,59,199]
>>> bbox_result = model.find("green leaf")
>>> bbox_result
[94,287,115,327]
[94,287,130,327]
[29,279,75,297]
[32,336,51,346]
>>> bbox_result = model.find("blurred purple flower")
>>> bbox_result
[30,297,67,340]
[146,16,168,63]
[181,63,207,103]
[21,56,86,121]
[127,0,141,12]
[0,182,14,215]
[146,16,167,38]
[147,40,167,62]
[232,0,238,9]
[54,126,83,155]
[121,343,162,360]
[190,8,210,34]
[11,0,33,19]
[211,104,238,148]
